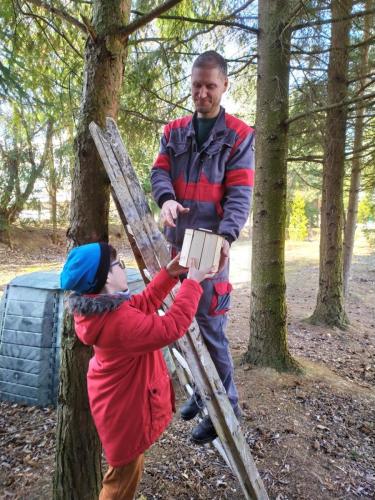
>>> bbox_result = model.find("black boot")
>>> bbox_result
[180,394,203,421]
[191,415,217,444]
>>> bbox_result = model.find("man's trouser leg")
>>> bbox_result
[99,454,144,500]
[195,260,240,413]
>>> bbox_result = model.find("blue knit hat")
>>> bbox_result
[60,242,111,294]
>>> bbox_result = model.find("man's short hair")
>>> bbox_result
[192,51,228,77]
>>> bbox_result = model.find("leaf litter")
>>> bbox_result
[0,231,374,498]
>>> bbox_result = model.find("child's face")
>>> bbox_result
[106,260,128,293]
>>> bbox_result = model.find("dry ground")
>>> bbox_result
[0,226,374,499]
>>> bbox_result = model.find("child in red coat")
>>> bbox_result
[60,242,211,499]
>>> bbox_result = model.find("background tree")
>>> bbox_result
[44,132,72,244]
[244,0,300,371]
[0,107,53,244]
[284,0,375,305]
[343,0,374,295]
[0,0,81,238]
[310,0,353,328]
[245,0,374,365]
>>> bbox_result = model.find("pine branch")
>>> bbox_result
[287,155,323,163]
[24,0,87,33]
[18,4,83,59]
[285,91,375,125]
[166,24,217,52]
[131,12,258,34]
[229,56,257,76]
[130,0,258,35]
[290,65,327,72]
[140,85,192,113]
[291,35,375,57]
[290,169,321,190]
[120,108,166,125]
[129,37,177,45]
[114,0,183,37]
[345,142,375,158]
[347,95,375,114]
[348,71,375,84]
[291,7,375,32]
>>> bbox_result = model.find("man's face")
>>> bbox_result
[191,66,228,118]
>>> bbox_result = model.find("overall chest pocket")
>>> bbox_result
[167,141,191,180]
[167,140,190,157]
[202,140,234,182]
[204,133,235,157]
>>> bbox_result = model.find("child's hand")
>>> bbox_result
[166,253,188,277]
[187,258,215,283]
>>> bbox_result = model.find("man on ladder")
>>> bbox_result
[151,50,255,444]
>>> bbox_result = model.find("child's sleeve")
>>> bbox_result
[119,278,203,354]
[129,268,178,314]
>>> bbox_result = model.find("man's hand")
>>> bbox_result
[161,200,190,228]
[218,238,230,272]
[166,253,189,278]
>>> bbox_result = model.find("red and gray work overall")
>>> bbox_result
[151,106,255,412]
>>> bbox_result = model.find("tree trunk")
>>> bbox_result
[0,151,17,246]
[48,141,58,244]
[244,0,299,371]
[343,1,372,296]
[67,2,130,246]
[53,2,130,499]
[310,0,353,328]
[0,210,12,247]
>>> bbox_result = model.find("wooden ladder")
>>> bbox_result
[89,118,268,500]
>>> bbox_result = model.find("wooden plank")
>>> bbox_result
[172,347,193,381]
[172,347,232,469]
[89,118,269,500]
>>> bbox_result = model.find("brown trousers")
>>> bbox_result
[99,454,144,500]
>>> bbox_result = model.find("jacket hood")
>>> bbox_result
[67,291,130,345]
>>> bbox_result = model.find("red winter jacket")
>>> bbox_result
[70,269,202,467]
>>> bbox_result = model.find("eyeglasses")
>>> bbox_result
[110,259,126,270]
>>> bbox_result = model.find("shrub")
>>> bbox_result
[289,192,309,240]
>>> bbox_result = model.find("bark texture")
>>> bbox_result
[310,0,353,328]
[343,0,372,296]
[67,1,130,245]
[53,2,130,499]
[245,0,299,371]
